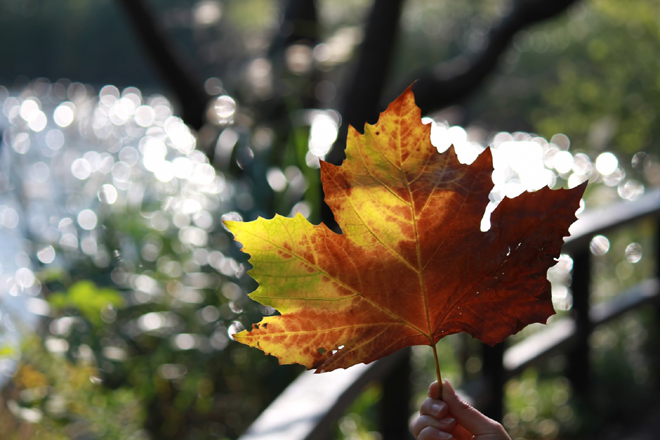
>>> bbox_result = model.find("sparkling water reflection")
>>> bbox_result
[0,80,246,379]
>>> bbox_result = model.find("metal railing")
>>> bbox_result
[239,188,660,440]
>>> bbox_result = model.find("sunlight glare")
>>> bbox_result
[308,112,339,157]
[596,152,618,175]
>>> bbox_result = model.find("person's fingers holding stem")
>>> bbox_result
[420,392,449,419]
[441,380,511,440]
[411,381,456,439]
[411,416,457,440]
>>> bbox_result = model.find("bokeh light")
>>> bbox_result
[590,235,610,256]
[624,242,642,263]
[208,95,236,125]
[36,246,56,264]
[596,152,618,175]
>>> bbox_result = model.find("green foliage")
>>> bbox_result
[48,281,123,327]
[532,1,660,157]
[32,205,301,438]
[0,345,17,358]
[0,336,144,440]
[334,385,382,440]
[504,371,573,440]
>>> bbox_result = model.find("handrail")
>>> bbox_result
[238,187,660,440]
[503,278,660,375]
[564,187,660,253]
[238,350,409,440]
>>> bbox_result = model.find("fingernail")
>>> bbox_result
[436,431,452,439]
[431,403,443,416]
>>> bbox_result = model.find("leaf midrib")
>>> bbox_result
[244,321,407,337]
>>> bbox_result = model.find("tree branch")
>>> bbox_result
[116,0,209,130]
[325,0,406,165]
[267,0,320,109]
[269,0,319,52]
[403,0,581,115]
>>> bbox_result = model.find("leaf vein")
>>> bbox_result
[240,228,427,336]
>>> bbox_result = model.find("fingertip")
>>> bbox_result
[442,379,455,398]
[441,380,501,435]
[428,381,441,399]
[442,380,471,413]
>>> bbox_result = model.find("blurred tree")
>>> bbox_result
[2,0,660,439]
[531,1,660,158]
[116,0,209,130]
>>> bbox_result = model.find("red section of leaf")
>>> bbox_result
[226,86,585,373]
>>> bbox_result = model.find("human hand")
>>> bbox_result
[411,380,511,440]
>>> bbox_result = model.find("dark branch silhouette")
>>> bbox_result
[408,0,580,115]
[269,0,319,52]
[267,0,320,109]
[116,0,209,130]
[325,0,406,166]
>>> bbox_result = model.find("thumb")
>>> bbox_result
[442,380,500,435]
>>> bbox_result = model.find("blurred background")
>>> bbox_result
[0,0,659,439]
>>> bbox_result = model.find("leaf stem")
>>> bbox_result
[431,343,443,397]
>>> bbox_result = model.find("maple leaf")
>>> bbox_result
[225,86,585,376]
